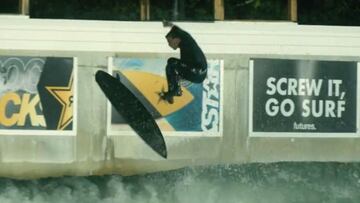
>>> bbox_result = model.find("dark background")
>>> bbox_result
[1,0,357,25]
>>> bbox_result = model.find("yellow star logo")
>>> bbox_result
[46,75,74,130]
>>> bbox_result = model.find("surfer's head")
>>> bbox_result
[166,26,181,50]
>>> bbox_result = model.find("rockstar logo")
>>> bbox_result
[45,75,73,130]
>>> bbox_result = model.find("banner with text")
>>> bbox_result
[0,56,74,131]
[251,59,357,133]
[110,58,222,135]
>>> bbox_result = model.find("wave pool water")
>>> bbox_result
[0,162,359,203]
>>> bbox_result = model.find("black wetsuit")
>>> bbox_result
[166,26,207,94]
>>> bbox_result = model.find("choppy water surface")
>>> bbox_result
[0,162,359,203]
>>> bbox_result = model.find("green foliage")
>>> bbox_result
[149,0,173,21]
[298,0,360,26]
[0,0,19,14]
[224,0,288,20]
[150,0,213,21]
[29,0,360,25]
[30,0,139,20]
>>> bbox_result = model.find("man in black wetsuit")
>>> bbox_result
[160,23,207,104]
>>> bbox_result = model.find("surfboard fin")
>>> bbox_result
[156,86,167,104]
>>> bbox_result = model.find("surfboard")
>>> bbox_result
[119,70,194,117]
[110,70,194,132]
[95,70,167,158]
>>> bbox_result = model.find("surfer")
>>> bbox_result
[160,21,208,104]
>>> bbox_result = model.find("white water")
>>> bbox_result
[0,163,359,203]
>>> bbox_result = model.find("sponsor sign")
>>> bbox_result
[109,58,223,136]
[250,58,358,135]
[0,56,76,132]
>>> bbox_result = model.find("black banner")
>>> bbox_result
[252,59,357,133]
[37,57,74,130]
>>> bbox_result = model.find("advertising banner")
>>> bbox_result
[109,58,223,136]
[0,56,75,132]
[250,58,358,135]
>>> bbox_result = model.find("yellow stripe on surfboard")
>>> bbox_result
[121,70,193,117]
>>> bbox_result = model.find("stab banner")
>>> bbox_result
[110,58,223,135]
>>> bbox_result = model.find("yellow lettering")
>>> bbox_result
[33,95,45,127]
[0,93,45,128]
[18,94,45,127]
[0,92,20,127]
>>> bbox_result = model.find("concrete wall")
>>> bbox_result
[0,17,360,179]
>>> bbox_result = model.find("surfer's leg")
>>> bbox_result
[176,65,207,84]
[165,58,183,96]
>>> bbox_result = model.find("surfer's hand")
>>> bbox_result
[162,20,173,27]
